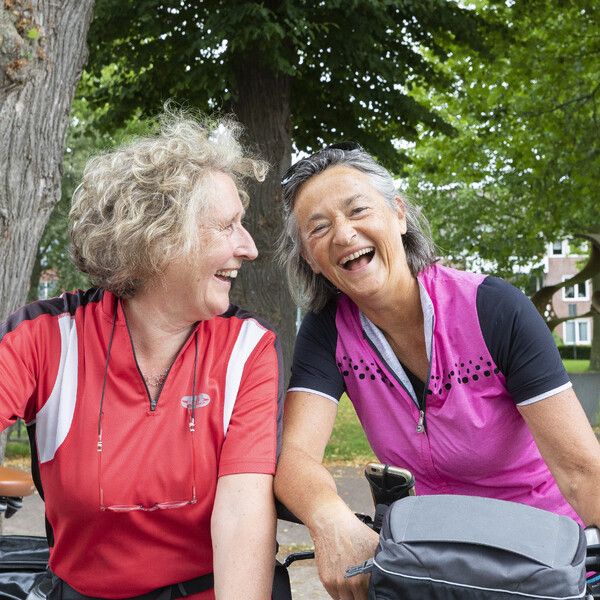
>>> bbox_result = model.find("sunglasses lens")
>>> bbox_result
[326,142,362,152]
[281,141,362,186]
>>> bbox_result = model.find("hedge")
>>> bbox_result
[557,345,592,360]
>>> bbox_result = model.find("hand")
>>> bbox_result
[311,510,379,600]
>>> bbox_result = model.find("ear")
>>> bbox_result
[394,196,408,234]
[300,248,322,275]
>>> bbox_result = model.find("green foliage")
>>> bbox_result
[5,440,30,459]
[406,1,600,281]
[30,99,154,300]
[558,346,592,361]
[83,0,501,171]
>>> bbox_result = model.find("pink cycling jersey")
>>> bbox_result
[290,264,579,523]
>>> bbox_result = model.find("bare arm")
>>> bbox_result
[274,391,378,600]
[211,473,276,600]
[518,387,600,526]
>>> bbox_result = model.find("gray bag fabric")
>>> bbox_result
[348,495,587,600]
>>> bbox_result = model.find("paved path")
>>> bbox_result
[3,464,374,600]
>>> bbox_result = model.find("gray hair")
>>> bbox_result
[277,147,436,312]
[69,105,268,298]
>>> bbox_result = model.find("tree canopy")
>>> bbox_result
[405,0,600,366]
[406,0,600,275]
[85,0,494,166]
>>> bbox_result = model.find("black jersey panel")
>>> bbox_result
[288,299,345,401]
[476,276,569,404]
[0,288,104,341]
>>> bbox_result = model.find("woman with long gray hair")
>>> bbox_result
[274,143,600,600]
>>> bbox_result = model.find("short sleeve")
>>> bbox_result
[218,327,284,477]
[288,299,345,403]
[476,276,570,404]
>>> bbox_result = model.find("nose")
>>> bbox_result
[332,218,357,246]
[235,225,258,260]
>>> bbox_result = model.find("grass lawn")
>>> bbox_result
[563,359,591,372]
[323,394,375,465]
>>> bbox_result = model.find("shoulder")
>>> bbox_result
[0,288,104,341]
[421,263,485,286]
[475,276,568,403]
[218,304,279,338]
[476,276,541,330]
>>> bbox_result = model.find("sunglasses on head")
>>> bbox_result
[281,141,363,186]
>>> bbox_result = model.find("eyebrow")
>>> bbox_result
[305,194,366,225]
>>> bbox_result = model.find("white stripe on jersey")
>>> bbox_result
[36,314,79,463]
[223,319,267,436]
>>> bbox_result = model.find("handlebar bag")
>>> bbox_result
[362,495,586,600]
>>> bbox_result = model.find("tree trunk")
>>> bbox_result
[227,52,296,381]
[590,272,600,371]
[0,0,94,320]
[0,1,95,520]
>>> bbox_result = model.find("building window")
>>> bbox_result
[37,280,56,300]
[551,240,565,256]
[568,303,577,317]
[562,278,590,301]
[563,319,591,345]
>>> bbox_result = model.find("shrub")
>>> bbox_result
[557,345,592,360]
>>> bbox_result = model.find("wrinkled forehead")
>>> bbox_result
[289,164,368,207]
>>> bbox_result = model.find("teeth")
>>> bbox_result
[215,270,238,278]
[339,248,374,266]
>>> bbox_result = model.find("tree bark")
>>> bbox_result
[0,1,95,513]
[227,51,296,381]
[0,0,95,320]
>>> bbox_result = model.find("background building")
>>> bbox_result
[543,240,593,345]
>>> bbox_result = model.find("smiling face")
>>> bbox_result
[160,171,258,323]
[293,165,411,308]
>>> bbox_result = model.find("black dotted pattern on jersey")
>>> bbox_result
[427,356,500,398]
[337,356,396,388]
[337,355,500,396]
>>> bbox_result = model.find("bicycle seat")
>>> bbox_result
[0,465,36,497]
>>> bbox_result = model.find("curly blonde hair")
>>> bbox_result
[69,105,268,297]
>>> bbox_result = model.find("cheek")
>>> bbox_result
[302,241,326,275]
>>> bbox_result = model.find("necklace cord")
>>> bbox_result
[98,297,118,439]
[190,332,198,432]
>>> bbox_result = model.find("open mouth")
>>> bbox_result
[215,269,238,282]
[338,247,374,271]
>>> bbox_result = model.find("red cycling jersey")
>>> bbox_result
[0,289,283,598]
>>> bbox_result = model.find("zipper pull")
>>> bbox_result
[416,410,425,433]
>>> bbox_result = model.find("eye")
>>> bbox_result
[350,206,368,216]
[222,221,235,232]
[309,223,328,237]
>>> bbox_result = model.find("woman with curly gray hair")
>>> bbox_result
[274,143,600,600]
[0,108,283,600]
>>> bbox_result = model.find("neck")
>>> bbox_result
[358,273,422,335]
[120,292,195,371]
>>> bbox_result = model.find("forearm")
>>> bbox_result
[546,444,600,527]
[519,388,600,527]
[212,474,276,600]
[275,445,378,600]
[275,444,353,528]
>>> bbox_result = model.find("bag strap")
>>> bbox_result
[271,560,292,600]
